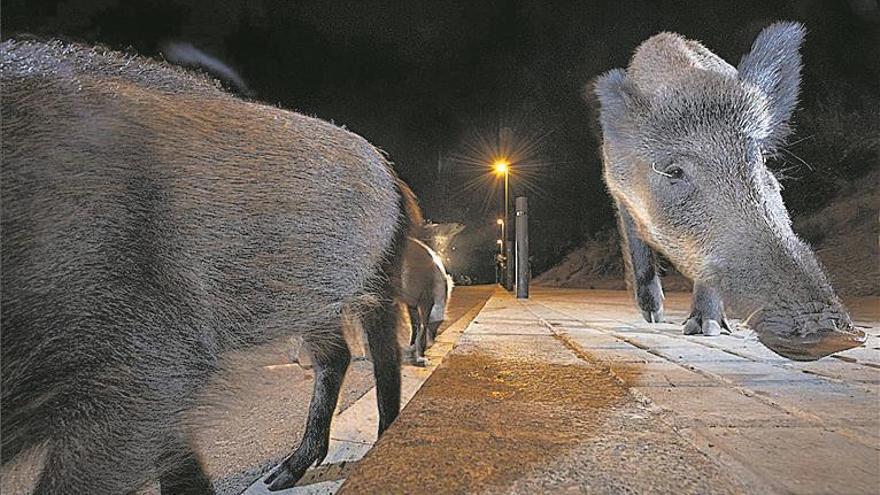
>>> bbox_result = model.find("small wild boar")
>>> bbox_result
[400,238,453,365]
[593,22,866,360]
[1,40,419,493]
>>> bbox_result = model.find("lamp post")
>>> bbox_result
[496,218,504,252]
[493,159,513,290]
[495,238,503,284]
[494,160,509,236]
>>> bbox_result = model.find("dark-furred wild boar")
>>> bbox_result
[1,40,419,493]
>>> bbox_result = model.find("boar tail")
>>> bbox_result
[395,178,427,242]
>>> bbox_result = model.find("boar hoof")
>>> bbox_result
[637,281,665,323]
[703,320,722,336]
[403,346,429,367]
[640,308,665,324]
[683,317,723,336]
[265,439,328,491]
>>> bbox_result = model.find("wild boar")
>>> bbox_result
[593,22,866,360]
[1,39,419,493]
[400,238,453,366]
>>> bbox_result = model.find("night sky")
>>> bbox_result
[4,0,878,282]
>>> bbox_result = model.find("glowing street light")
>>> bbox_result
[493,159,511,241]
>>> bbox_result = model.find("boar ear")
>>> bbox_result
[737,22,805,145]
[592,69,644,143]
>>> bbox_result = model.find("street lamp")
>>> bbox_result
[496,218,504,249]
[493,159,510,244]
[493,159,512,290]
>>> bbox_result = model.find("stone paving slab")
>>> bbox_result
[692,360,820,384]
[689,426,880,495]
[608,360,717,387]
[746,381,880,421]
[633,385,802,427]
[789,359,880,384]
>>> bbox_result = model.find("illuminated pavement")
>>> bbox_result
[339,287,880,495]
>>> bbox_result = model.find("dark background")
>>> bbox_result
[4,0,878,283]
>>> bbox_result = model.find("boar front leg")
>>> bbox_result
[683,283,730,336]
[265,330,351,491]
[616,203,665,323]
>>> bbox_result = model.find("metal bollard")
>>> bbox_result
[516,196,529,299]
[504,240,515,291]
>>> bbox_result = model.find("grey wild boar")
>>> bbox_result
[593,22,866,360]
[1,40,420,493]
[400,238,453,365]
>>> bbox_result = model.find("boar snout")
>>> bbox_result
[751,303,867,361]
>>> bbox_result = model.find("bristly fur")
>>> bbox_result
[596,22,805,154]
[1,38,419,493]
[737,22,805,149]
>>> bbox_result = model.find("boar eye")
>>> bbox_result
[651,162,685,181]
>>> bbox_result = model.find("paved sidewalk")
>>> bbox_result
[341,287,880,494]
